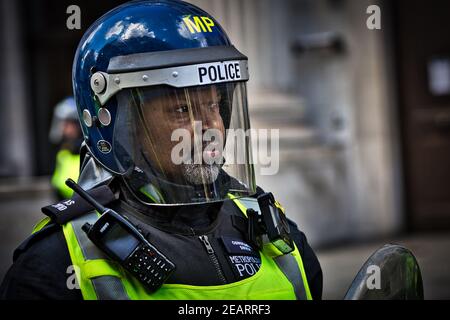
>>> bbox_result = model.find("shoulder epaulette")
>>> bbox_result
[41,185,116,225]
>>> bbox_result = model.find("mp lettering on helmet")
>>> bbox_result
[198,62,242,84]
[182,15,215,34]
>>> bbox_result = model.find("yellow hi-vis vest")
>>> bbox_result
[51,149,80,199]
[55,197,312,300]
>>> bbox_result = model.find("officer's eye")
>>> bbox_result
[175,105,189,113]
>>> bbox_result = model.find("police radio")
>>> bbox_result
[247,193,295,254]
[65,179,176,292]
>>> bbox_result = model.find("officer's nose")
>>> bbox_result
[194,104,222,132]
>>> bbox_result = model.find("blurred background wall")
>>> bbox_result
[1,0,450,298]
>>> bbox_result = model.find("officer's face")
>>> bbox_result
[62,120,81,141]
[140,85,226,183]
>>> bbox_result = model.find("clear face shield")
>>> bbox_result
[112,82,256,205]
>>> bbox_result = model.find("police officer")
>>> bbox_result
[0,0,322,300]
[49,97,82,200]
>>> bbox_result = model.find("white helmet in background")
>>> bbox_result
[49,96,79,145]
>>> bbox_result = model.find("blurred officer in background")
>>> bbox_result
[49,97,82,200]
[0,0,322,300]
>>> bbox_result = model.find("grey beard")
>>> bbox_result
[182,164,220,185]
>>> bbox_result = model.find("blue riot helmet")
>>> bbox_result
[73,0,256,205]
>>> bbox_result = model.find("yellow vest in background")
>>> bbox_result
[51,149,80,198]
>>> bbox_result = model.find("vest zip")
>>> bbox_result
[199,235,227,284]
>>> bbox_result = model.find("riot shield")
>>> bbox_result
[344,244,424,300]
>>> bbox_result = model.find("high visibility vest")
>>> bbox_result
[35,197,312,300]
[51,149,80,199]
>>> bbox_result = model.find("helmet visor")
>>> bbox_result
[113,83,256,205]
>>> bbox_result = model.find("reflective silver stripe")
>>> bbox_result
[70,211,130,300]
[91,276,129,300]
[70,212,106,260]
[274,254,307,300]
[94,60,249,105]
